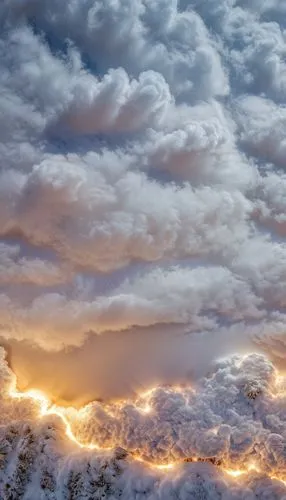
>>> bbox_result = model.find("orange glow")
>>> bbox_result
[136,403,152,414]
[224,463,260,478]
[225,469,245,478]
[273,374,286,398]
[138,387,157,399]
[10,386,102,450]
[7,383,286,485]
[153,463,176,470]
[130,454,176,471]
[10,388,50,415]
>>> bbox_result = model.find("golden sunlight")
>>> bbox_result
[7,381,286,485]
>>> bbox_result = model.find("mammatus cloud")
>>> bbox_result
[1,0,286,497]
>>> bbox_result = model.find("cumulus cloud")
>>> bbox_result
[2,349,286,498]
[67,353,283,471]
[0,265,264,349]
[19,0,229,102]
[0,153,253,274]
[235,96,286,169]
[1,0,286,496]
[0,243,70,286]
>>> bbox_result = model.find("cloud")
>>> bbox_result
[0,265,264,349]
[20,0,229,102]
[67,353,283,471]
[1,349,286,498]
[139,101,256,188]
[0,23,172,141]
[229,238,286,308]
[60,68,172,134]
[1,0,286,496]
[235,96,286,169]
[0,243,70,286]
[192,0,286,100]
[229,19,286,101]
[0,153,253,274]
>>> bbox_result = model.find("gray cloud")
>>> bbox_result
[0,265,264,348]
[0,243,71,286]
[18,0,229,102]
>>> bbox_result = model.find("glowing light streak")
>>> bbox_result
[154,463,176,470]
[10,387,101,450]
[224,463,260,478]
[225,469,245,478]
[7,383,286,485]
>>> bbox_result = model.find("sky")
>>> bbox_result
[1,0,286,498]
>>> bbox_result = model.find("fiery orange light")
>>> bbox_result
[224,463,260,478]
[136,403,152,414]
[273,374,286,399]
[7,382,286,485]
[154,463,176,470]
[138,387,157,399]
[10,388,50,414]
[225,469,245,478]
[9,386,101,450]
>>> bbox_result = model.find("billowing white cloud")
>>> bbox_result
[0,0,286,496]
[19,0,229,102]
[1,349,286,498]
[235,96,286,169]
[67,353,286,476]
[0,153,253,274]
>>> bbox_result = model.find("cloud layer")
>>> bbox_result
[1,0,286,496]
[2,349,286,498]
